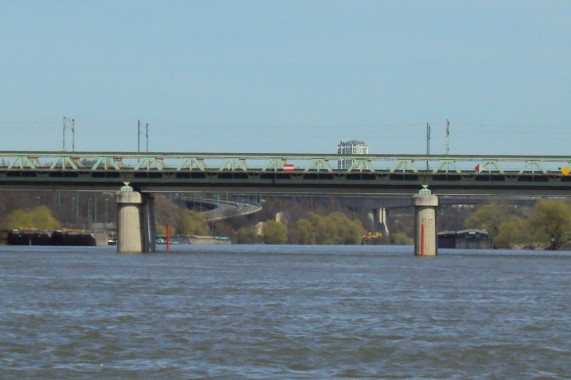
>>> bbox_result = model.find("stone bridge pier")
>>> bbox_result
[413,186,439,256]
[116,183,155,253]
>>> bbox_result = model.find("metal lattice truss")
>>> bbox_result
[0,151,570,174]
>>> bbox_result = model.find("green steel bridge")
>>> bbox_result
[1,151,570,195]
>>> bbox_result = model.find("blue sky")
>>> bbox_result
[1,0,570,155]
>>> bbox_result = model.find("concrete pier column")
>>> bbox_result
[116,183,144,253]
[412,186,439,256]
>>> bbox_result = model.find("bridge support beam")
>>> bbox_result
[141,193,156,253]
[413,187,438,256]
[116,183,155,253]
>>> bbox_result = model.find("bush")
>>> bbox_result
[235,226,259,244]
[289,219,316,244]
[391,232,413,245]
[530,199,571,250]
[174,209,209,236]
[263,220,288,244]
[3,206,61,230]
[288,212,364,245]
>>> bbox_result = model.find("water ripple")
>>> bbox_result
[1,246,570,378]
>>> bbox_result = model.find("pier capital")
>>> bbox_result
[116,190,142,204]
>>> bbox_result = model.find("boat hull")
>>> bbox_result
[188,235,231,245]
[6,230,108,246]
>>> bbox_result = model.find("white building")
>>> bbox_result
[337,140,368,169]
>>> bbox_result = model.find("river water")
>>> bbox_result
[1,244,570,379]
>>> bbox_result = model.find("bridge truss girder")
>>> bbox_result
[0,151,570,195]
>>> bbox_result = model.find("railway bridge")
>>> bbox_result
[1,151,570,255]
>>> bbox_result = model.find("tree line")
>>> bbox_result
[1,191,570,249]
[464,199,571,250]
[234,211,365,244]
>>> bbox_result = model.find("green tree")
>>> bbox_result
[294,211,364,245]
[325,212,364,244]
[391,231,413,245]
[529,199,571,250]
[174,209,210,236]
[494,216,527,249]
[345,217,365,244]
[326,212,346,243]
[235,226,259,244]
[289,218,316,244]
[307,212,330,244]
[154,195,181,228]
[156,224,167,236]
[3,206,61,230]
[263,220,288,244]
[464,204,512,237]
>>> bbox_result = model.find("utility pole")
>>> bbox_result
[71,118,75,152]
[62,116,76,151]
[62,117,66,150]
[137,120,141,152]
[446,119,450,154]
[146,123,149,152]
[426,123,431,170]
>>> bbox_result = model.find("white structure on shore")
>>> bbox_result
[337,140,368,169]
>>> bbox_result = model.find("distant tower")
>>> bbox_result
[337,140,368,169]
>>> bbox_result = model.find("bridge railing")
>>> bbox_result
[0,151,570,175]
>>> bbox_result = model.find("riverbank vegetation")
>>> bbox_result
[465,199,571,249]
[2,206,61,230]
[288,212,364,244]
[233,212,365,245]
[0,191,569,249]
